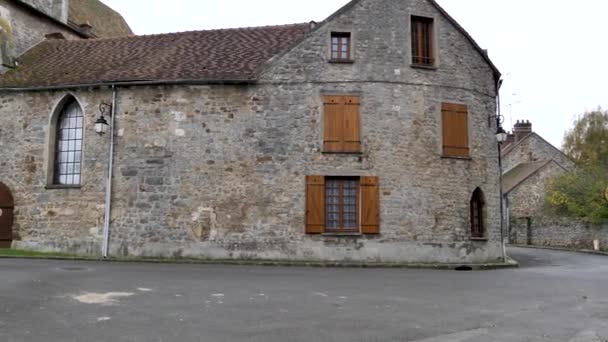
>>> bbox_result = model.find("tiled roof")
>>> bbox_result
[503,160,553,194]
[0,23,310,88]
[68,0,133,38]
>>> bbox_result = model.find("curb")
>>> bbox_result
[509,244,608,257]
[0,254,519,270]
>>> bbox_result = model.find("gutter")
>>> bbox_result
[0,79,257,93]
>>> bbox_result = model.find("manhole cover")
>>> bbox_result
[58,267,88,271]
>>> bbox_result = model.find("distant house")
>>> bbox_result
[0,0,507,263]
[502,120,607,251]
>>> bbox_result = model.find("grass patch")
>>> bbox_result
[0,248,79,258]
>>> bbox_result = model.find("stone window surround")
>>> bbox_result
[470,187,489,241]
[409,13,440,70]
[44,94,86,189]
[327,29,355,63]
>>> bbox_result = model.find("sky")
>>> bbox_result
[102,0,608,148]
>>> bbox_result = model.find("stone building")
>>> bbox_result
[500,120,606,249]
[0,0,132,68]
[0,0,506,264]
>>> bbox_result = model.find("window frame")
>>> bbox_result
[410,15,436,68]
[45,95,85,189]
[324,176,360,233]
[329,31,353,63]
[306,175,380,235]
[470,188,486,239]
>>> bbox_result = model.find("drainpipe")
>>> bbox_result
[101,85,117,258]
[496,79,506,263]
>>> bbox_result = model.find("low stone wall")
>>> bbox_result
[509,217,608,252]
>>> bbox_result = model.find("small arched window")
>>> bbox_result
[470,188,485,238]
[53,99,84,185]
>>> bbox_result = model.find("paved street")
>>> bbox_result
[1,247,607,342]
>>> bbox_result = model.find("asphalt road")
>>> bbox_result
[1,247,607,342]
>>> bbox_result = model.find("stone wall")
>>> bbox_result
[17,0,67,22]
[506,159,608,251]
[506,161,564,219]
[0,0,504,263]
[510,217,608,252]
[0,0,79,58]
[503,134,575,173]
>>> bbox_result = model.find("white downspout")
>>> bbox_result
[101,85,117,258]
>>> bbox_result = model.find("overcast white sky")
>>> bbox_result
[102,0,608,148]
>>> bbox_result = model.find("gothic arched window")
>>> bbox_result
[53,98,84,185]
[470,188,485,238]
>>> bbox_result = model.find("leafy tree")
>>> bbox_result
[546,165,608,224]
[563,108,608,167]
[547,108,608,224]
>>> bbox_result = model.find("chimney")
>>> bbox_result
[78,22,93,36]
[513,120,532,142]
[45,32,66,40]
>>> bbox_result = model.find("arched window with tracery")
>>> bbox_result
[470,188,485,238]
[53,98,84,185]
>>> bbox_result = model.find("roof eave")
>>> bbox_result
[0,78,258,92]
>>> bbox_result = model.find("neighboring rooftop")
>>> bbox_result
[68,0,133,38]
[503,160,559,194]
[0,23,310,88]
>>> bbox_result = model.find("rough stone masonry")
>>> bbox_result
[0,0,504,263]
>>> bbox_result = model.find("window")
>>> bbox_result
[470,188,485,238]
[325,177,359,233]
[411,16,434,66]
[330,32,351,61]
[323,96,361,153]
[305,176,379,234]
[441,103,469,158]
[53,99,83,185]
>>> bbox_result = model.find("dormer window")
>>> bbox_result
[330,32,352,62]
[411,16,435,67]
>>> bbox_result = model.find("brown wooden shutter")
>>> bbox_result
[360,176,380,234]
[442,103,469,157]
[324,96,343,152]
[324,96,361,153]
[306,176,325,234]
[342,96,361,153]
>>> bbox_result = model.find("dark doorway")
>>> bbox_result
[0,183,14,248]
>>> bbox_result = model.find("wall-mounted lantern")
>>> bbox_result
[95,102,112,136]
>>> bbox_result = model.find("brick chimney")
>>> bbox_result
[513,120,532,142]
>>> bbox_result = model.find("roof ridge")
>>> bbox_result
[44,22,310,45]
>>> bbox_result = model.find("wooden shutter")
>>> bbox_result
[305,176,325,234]
[342,96,361,153]
[360,176,380,234]
[324,96,343,152]
[323,96,361,153]
[442,103,469,157]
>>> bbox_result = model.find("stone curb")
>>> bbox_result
[509,244,608,257]
[0,254,519,270]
